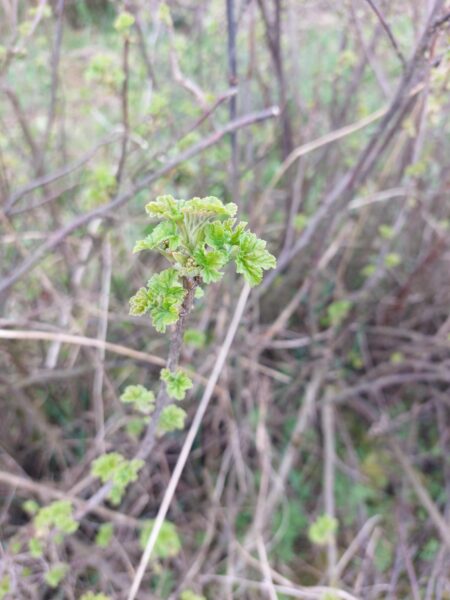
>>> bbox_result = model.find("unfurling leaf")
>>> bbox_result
[160,368,193,400]
[120,385,155,414]
[235,231,276,286]
[308,514,338,546]
[158,405,187,433]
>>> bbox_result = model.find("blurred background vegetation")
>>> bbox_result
[1,0,450,598]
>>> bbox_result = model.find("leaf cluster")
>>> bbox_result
[130,195,276,332]
[91,453,144,505]
[34,500,78,537]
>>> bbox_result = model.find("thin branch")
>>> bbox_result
[363,0,406,69]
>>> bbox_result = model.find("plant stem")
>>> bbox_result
[75,278,197,520]
[136,276,197,460]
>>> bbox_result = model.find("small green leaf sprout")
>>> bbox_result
[120,384,155,414]
[34,500,78,536]
[160,368,193,400]
[308,514,338,546]
[44,563,68,588]
[139,519,181,559]
[114,11,135,35]
[158,404,187,433]
[91,453,144,505]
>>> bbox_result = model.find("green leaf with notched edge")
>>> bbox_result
[160,368,193,400]
[158,405,187,433]
[133,221,180,253]
[91,453,144,505]
[308,514,338,546]
[44,563,68,588]
[34,500,78,536]
[130,269,186,332]
[235,231,276,286]
[147,269,185,305]
[95,523,114,548]
[194,246,227,283]
[114,11,135,33]
[182,196,237,218]
[120,385,155,414]
[129,287,152,316]
[327,300,352,327]
[204,220,232,251]
[145,195,183,221]
[151,301,180,333]
[139,519,181,559]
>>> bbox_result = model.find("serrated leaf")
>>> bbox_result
[234,231,276,286]
[151,301,180,333]
[129,287,152,316]
[120,385,155,414]
[145,195,183,221]
[133,221,180,253]
[91,453,144,505]
[147,269,185,304]
[308,514,338,546]
[91,453,124,483]
[204,220,232,250]
[160,368,193,400]
[34,500,78,536]
[158,405,187,433]
[194,246,227,283]
[182,196,237,218]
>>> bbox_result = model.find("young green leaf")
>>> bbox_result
[129,287,152,317]
[182,196,237,218]
[327,300,352,327]
[145,195,183,221]
[160,368,193,400]
[34,500,78,536]
[158,405,187,433]
[95,523,114,548]
[120,385,155,414]
[114,11,135,34]
[308,514,338,546]
[204,220,232,251]
[44,563,68,588]
[133,221,180,253]
[234,231,276,286]
[193,246,227,283]
[29,538,44,558]
[151,301,181,333]
[183,328,206,348]
[91,453,144,505]
[139,519,181,559]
